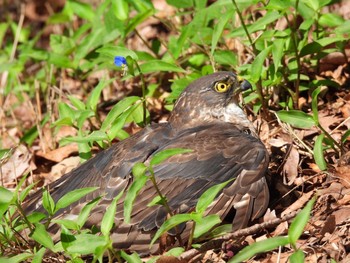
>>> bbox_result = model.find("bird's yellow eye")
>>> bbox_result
[214,82,230,93]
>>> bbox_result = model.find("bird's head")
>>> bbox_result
[169,71,256,133]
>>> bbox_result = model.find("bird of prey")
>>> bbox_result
[23,71,269,254]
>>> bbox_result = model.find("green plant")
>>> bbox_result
[229,196,316,263]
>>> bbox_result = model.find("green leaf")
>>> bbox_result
[313,134,327,171]
[166,0,194,8]
[32,247,46,263]
[139,60,185,74]
[150,214,193,246]
[77,197,101,228]
[112,0,129,20]
[69,0,95,21]
[276,110,316,129]
[193,214,221,238]
[132,163,148,178]
[0,187,13,219]
[64,233,107,254]
[42,189,55,215]
[213,50,237,66]
[101,190,124,236]
[61,131,109,144]
[30,223,55,250]
[124,174,148,224]
[60,224,76,251]
[52,219,79,230]
[55,187,98,212]
[125,8,154,36]
[50,34,75,55]
[120,251,143,263]
[229,236,290,263]
[211,9,234,54]
[86,78,115,112]
[196,180,231,214]
[101,96,140,131]
[250,46,272,83]
[272,38,286,72]
[150,148,193,166]
[289,249,305,263]
[67,95,86,110]
[341,129,350,144]
[288,197,316,245]
[96,45,138,60]
[311,87,322,125]
[319,13,344,27]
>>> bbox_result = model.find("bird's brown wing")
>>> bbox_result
[23,123,172,215]
[88,123,269,253]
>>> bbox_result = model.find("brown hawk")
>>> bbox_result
[23,72,269,254]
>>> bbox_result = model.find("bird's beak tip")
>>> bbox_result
[239,78,252,91]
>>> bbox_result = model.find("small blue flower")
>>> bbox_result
[114,56,127,67]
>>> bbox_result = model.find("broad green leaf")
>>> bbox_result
[60,224,76,251]
[211,9,234,54]
[55,187,98,212]
[50,35,75,55]
[276,110,316,129]
[193,214,221,238]
[139,60,185,74]
[125,8,154,36]
[313,134,327,171]
[213,50,237,66]
[196,180,231,214]
[132,163,148,178]
[120,251,143,263]
[0,187,13,219]
[68,0,95,21]
[229,236,290,263]
[250,46,272,83]
[30,223,55,250]
[87,78,115,112]
[67,95,86,111]
[48,53,76,69]
[96,45,138,61]
[61,130,109,144]
[165,247,185,257]
[290,249,305,263]
[77,197,101,228]
[101,96,140,131]
[32,247,46,263]
[288,197,316,245]
[166,0,194,8]
[150,148,193,166]
[64,233,107,254]
[42,189,55,215]
[150,213,193,246]
[272,38,286,72]
[112,0,129,20]
[1,253,33,263]
[311,87,322,124]
[300,42,323,57]
[52,219,79,230]
[341,129,350,144]
[101,190,124,236]
[319,13,344,27]
[124,174,148,224]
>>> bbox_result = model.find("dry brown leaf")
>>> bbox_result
[0,145,33,185]
[36,144,79,163]
[281,190,315,217]
[282,145,299,185]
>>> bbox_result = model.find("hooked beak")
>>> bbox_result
[237,76,252,91]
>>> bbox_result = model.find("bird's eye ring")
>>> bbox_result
[214,82,230,93]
